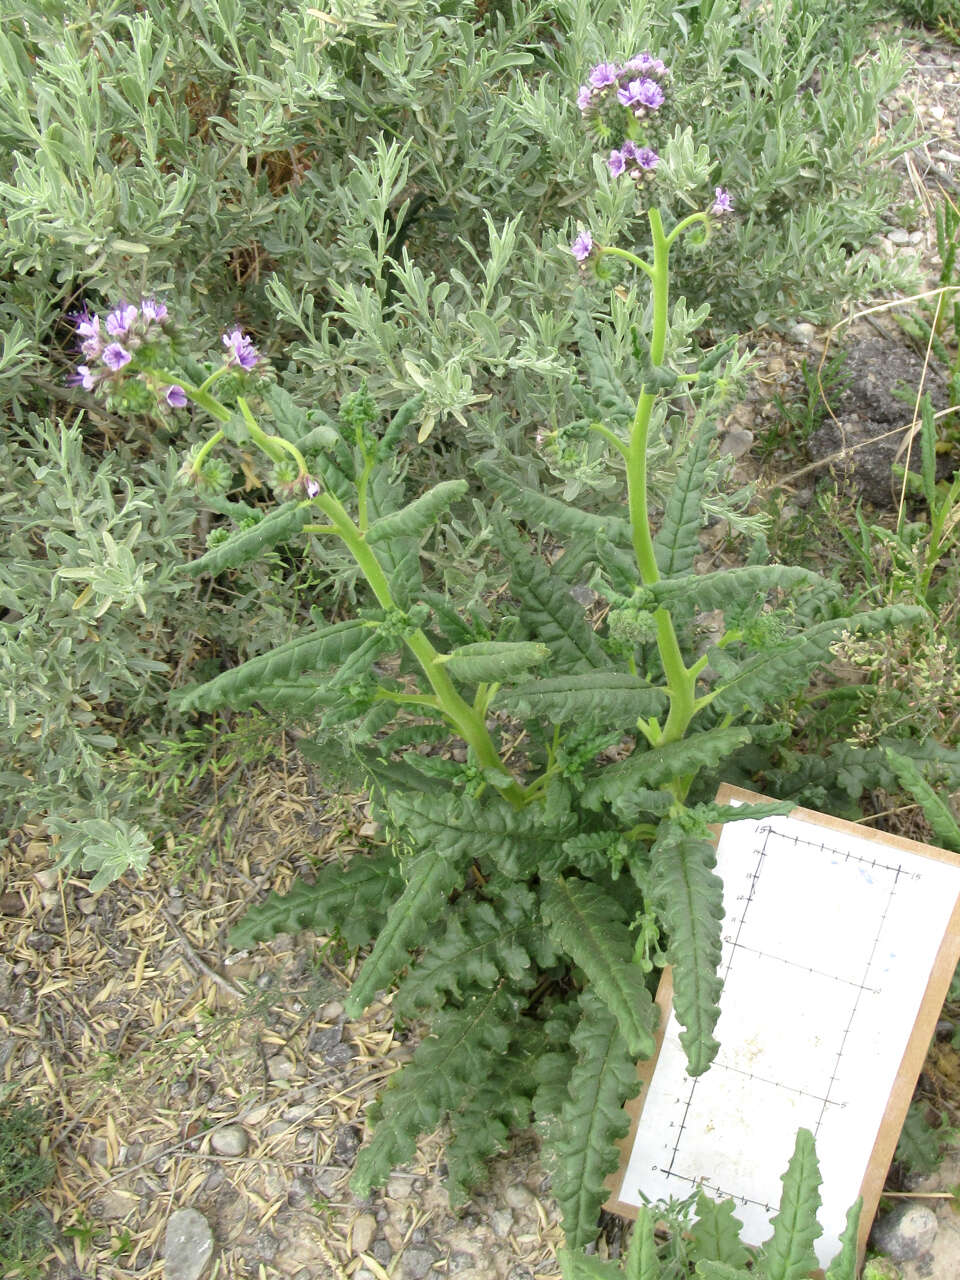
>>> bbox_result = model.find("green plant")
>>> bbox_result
[103,85,931,1247]
[560,1129,861,1279]
[895,0,960,44]
[896,191,960,425]
[0,1099,55,1280]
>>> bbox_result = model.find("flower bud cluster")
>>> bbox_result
[576,54,672,188]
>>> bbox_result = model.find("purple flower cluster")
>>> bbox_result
[607,139,659,179]
[69,296,182,404]
[576,53,670,194]
[577,52,670,125]
[68,298,262,411]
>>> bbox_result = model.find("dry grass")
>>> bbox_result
[0,745,563,1279]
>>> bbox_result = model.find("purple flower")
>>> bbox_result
[577,84,593,113]
[634,78,665,110]
[588,62,619,89]
[607,149,626,177]
[68,364,97,391]
[304,476,321,498]
[222,327,259,370]
[570,230,594,263]
[633,146,659,170]
[74,309,99,340]
[623,52,666,75]
[105,303,138,337]
[102,342,133,371]
[140,297,168,324]
[711,187,734,215]
[164,384,188,408]
[617,77,663,109]
[73,310,103,358]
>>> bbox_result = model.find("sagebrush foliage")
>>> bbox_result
[181,369,926,1248]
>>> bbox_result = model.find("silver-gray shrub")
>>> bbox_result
[1,0,915,430]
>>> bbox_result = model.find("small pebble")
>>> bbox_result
[352,1213,377,1254]
[402,1245,438,1279]
[504,1183,534,1211]
[39,891,59,911]
[372,1237,394,1264]
[266,1053,295,1081]
[33,868,58,891]
[719,427,755,459]
[163,1208,214,1280]
[789,321,817,345]
[491,1209,514,1238]
[265,1120,289,1137]
[886,228,911,245]
[166,897,185,918]
[210,1124,248,1157]
[320,999,344,1020]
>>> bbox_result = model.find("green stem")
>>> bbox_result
[237,396,308,472]
[313,491,526,807]
[191,430,225,472]
[623,208,702,748]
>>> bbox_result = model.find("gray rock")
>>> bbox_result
[870,1203,938,1262]
[504,1184,534,1211]
[352,1213,377,1255]
[789,322,817,346]
[449,1253,477,1273]
[372,1239,393,1265]
[325,1042,355,1067]
[402,1245,439,1279]
[266,1053,294,1081]
[163,1208,214,1280]
[256,1231,279,1263]
[210,1124,248,1157]
[719,427,755,459]
[335,1124,362,1163]
[886,228,911,245]
[309,1026,342,1056]
[491,1209,514,1238]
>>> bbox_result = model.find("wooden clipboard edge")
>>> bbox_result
[602,781,960,1273]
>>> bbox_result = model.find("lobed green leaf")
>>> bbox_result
[548,990,640,1251]
[493,515,612,674]
[653,421,715,579]
[761,1128,822,1280]
[365,479,468,544]
[542,876,658,1060]
[581,727,753,816]
[649,827,725,1076]
[351,984,517,1196]
[495,672,667,728]
[228,852,401,951]
[185,501,314,577]
[436,639,550,683]
[172,619,372,714]
[690,1194,751,1270]
[345,847,470,1017]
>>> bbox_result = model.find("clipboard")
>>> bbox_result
[605,784,960,1270]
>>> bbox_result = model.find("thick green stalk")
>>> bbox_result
[312,491,527,807]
